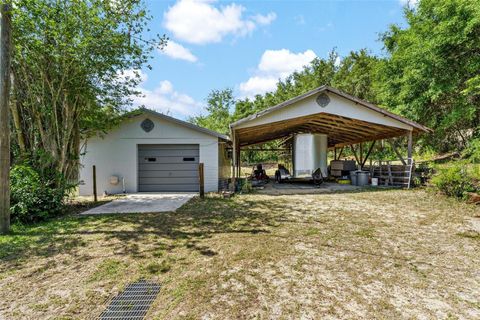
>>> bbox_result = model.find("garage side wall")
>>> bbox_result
[79,114,219,196]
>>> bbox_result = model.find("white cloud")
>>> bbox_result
[161,40,198,62]
[239,76,278,97]
[158,80,174,94]
[252,12,277,26]
[334,56,341,68]
[132,80,203,118]
[118,69,148,83]
[239,49,317,97]
[163,0,276,44]
[399,0,419,7]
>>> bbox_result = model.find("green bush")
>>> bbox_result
[462,138,480,163]
[430,162,478,199]
[10,165,72,223]
[241,179,253,193]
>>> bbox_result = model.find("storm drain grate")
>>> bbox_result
[99,280,161,320]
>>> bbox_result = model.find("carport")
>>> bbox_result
[229,86,431,185]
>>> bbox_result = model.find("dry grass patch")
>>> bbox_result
[0,189,479,319]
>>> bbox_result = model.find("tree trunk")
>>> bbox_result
[0,2,12,234]
[10,84,27,156]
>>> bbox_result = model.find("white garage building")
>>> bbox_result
[79,109,230,196]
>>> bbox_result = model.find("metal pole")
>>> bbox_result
[92,165,97,202]
[199,163,204,199]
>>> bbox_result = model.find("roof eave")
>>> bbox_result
[230,85,432,134]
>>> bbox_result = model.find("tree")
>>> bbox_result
[379,0,480,151]
[191,88,234,135]
[10,0,166,182]
[0,1,12,234]
[332,49,381,103]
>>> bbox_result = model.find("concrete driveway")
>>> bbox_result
[81,193,196,214]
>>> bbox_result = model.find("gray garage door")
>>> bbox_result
[138,144,199,192]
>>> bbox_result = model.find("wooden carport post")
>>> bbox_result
[407,131,413,164]
[236,144,241,179]
[231,129,241,192]
[231,130,237,192]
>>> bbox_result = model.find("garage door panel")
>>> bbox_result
[138,144,200,192]
[138,156,199,164]
[138,170,198,178]
[138,149,199,157]
[138,163,199,171]
[139,184,199,192]
[139,177,199,185]
[139,144,199,150]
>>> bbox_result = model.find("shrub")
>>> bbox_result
[462,138,480,163]
[430,162,478,199]
[10,165,72,223]
[241,179,253,193]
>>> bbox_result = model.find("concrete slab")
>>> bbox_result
[81,193,196,214]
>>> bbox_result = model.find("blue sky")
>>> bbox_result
[131,0,412,119]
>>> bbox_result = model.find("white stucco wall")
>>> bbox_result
[79,113,219,196]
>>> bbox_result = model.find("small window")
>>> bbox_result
[183,157,195,162]
[146,157,156,162]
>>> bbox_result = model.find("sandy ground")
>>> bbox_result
[0,189,479,319]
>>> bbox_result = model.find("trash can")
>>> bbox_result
[357,171,370,186]
[350,171,358,186]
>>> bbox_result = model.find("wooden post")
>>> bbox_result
[236,145,241,178]
[361,140,376,167]
[334,147,337,160]
[231,132,236,192]
[407,131,413,164]
[337,146,344,160]
[92,165,97,202]
[0,3,12,234]
[199,163,205,199]
[359,143,363,167]
[387,139,407,165]
[350,145,360,166]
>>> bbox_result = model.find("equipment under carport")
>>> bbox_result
[330,160,357,177]
[350,170,370,186]
[248,164,270,187]
[273,133,329,185]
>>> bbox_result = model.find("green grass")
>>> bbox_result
[0,190,479,319]
[89,259,127,282]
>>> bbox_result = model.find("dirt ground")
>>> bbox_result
[0,189,479,319]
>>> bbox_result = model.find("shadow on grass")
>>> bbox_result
[0,196,288,265]
[257,182,404,196]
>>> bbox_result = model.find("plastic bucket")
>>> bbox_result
[371,177,378,186]
[349,171,358,186]
[357,171,370,186]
